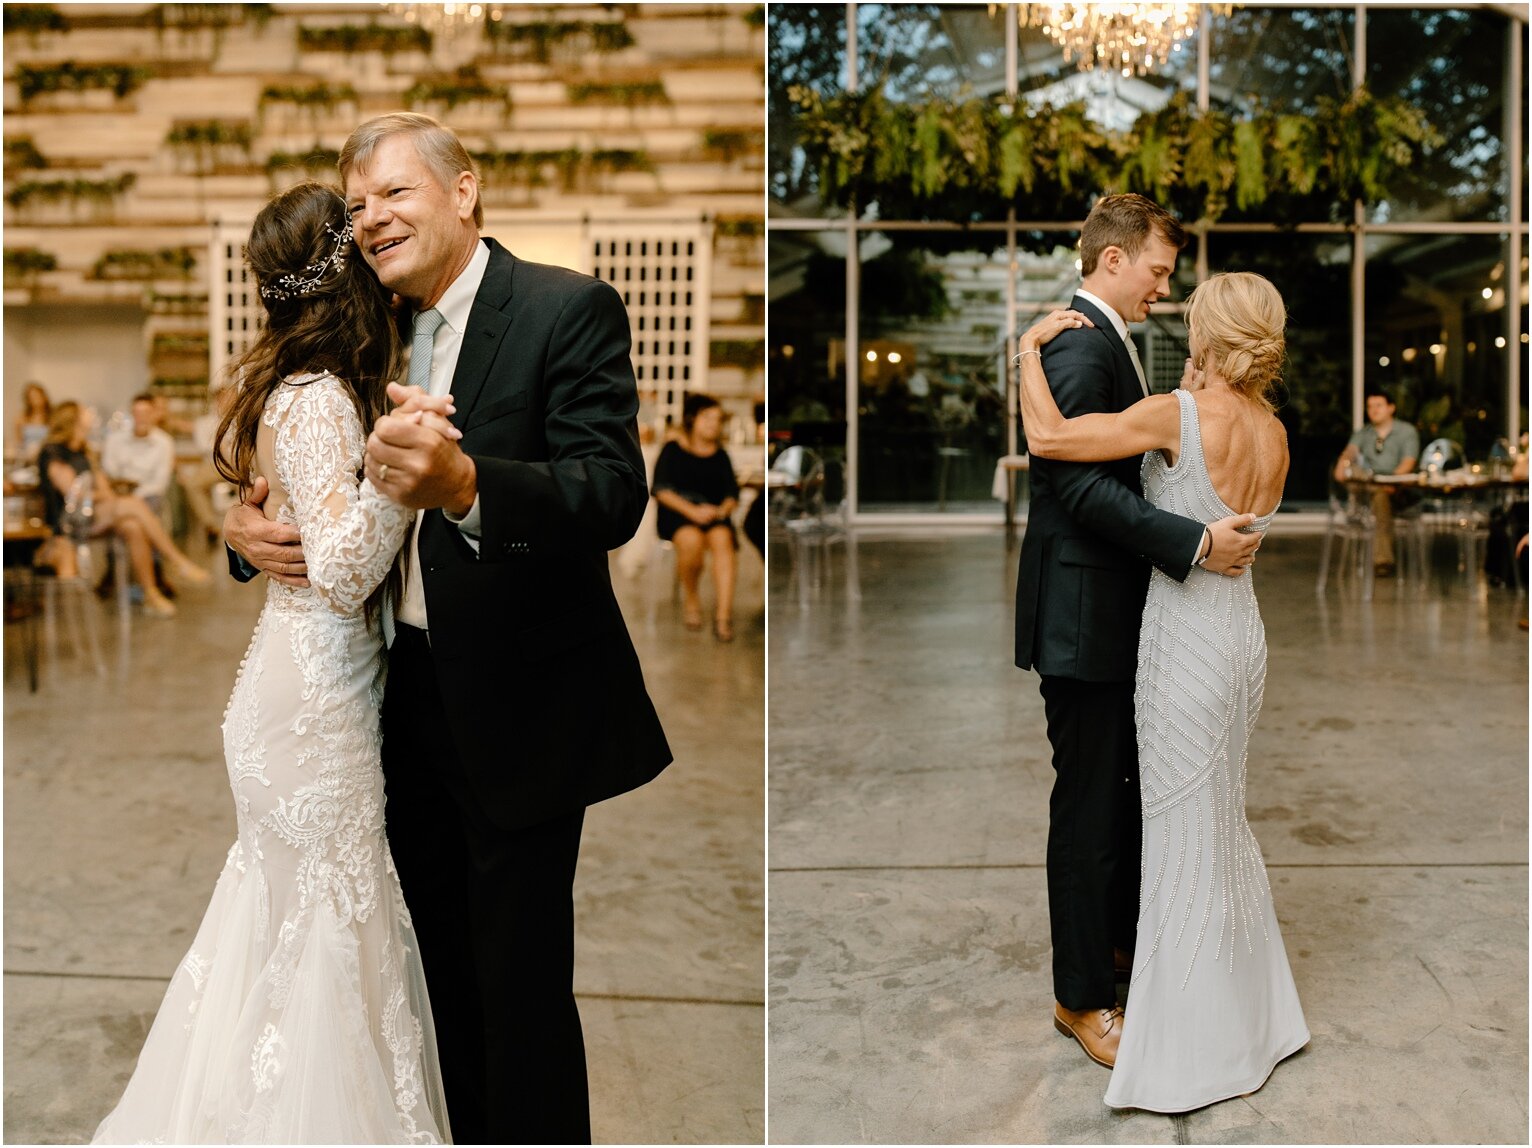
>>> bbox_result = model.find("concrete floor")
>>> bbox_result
[768,527,1528,1144]
[4,539,764,1145]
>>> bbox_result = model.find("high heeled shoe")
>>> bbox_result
[142,593,177,619]
[174,558,211,586]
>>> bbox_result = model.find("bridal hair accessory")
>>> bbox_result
[259,219,352,301]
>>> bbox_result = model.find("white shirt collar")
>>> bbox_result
[1075,286,1131,345]
[430,238,490,336]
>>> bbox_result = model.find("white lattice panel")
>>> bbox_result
[586,221,712,433]
[208,220,259,390]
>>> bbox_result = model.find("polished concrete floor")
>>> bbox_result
[4,538,764,1145]
[769,527,1528,1144]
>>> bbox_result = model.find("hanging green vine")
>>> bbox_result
[5,136,48,170]
[404,67,509,114]
[788,86,1441,224]
[5,173,136,213]
[568,80,669,107]
[258,82,358,116]
[298,22,430,57]
[92,247,198,281]
[3,5,66,38]
[484,18,633,62]
[15,61,152,103]
[4,247,58,282]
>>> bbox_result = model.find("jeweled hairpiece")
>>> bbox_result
[259,218,353,301]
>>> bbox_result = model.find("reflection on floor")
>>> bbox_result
[769,528,1527,1145]
[4,539,764,1145]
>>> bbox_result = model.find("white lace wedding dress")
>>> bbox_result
[94,373,450,1144]
[1104,389,1309,1113]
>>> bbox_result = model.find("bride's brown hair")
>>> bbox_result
[215,181,405,622]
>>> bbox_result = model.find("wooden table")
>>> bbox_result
[4,522,52,692]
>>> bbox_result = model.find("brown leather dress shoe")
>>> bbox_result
[1054,1001,1125,1068]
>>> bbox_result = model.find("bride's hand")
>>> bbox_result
[1019,309,1093,355]
[1179,358,1206,392]
[386,382,461,442]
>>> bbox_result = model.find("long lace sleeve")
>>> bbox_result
[270,379,412,616]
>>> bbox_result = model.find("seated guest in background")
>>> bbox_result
[103,392,175,510]
[37,401,207,618]
[653,391,740,641]
[13,381,52,463]
[1332,388,1420,577]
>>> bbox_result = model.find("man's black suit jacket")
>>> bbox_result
[235,237,671,830]
[1014,293,1204,683]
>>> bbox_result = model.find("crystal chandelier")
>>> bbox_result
[1019,4,1230,78]
[385,3,504,42]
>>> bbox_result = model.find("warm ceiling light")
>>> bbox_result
[1496,336,1508,348]
[887,351,903,364]
[1401,347,1417,362]
[1429,343,1444,355]
[1378,356,1390,367]
[1020,3,1231,78]
[865,350,879,362]
[1483,287,1494,299]
[387,3,502,38]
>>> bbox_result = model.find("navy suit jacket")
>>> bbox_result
[1013,293,1204,683]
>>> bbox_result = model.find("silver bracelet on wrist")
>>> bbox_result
[1015,348,1041,363]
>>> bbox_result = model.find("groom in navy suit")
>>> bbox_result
[1014,194,1259,1069]
[227,112,670,1143]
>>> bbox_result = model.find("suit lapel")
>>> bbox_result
[1069,293,1140,409]
[446,237,516,431]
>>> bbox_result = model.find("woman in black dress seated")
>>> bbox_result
[653,393,740,641]
[36,401,208,618]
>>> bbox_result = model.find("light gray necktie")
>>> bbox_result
[409,307,446,391]
[384,307,445,648]
[1124,333,1149,398]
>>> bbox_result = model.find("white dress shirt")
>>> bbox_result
[396,239,490,631]
[103,426,175,499]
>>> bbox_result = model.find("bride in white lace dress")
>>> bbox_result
[94,183,451,1144]
[1019,272,1309,1113]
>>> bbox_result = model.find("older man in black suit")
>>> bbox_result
[1014,194,1259,1069]
[228,112,670,1144]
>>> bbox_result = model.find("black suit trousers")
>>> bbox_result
[382,625,590,1145]
[1038,675,1141,1010]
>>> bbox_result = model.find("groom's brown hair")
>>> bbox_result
[1079,193,1186,276]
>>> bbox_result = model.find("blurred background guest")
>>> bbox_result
[12,382,52,463]
[1333,388,1420,577]
[653,391,740,641]
[102,393,175,511]
[37,401,207,617]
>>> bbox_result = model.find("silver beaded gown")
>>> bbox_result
[1103,389,1309,1113]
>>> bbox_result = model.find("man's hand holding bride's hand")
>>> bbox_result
[1202,514,1261,577]
[366,382,477,514]
[225,475,310,587]
[1017,309,1094,356]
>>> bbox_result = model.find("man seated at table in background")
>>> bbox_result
[1333,388,1420,578]
[103,392,175,512]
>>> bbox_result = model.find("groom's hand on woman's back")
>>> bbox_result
[225,475,310,587]
[1202,513,1261,577]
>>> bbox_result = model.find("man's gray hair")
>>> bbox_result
[339,112,483,228]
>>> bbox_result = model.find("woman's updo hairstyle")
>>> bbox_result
[1184,272,1286,412]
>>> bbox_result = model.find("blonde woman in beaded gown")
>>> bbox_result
[93,183,451,1143]
[1019,272,1309,1113]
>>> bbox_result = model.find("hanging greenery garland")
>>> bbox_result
[788,87,1440,225]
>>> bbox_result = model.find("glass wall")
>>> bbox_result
[768,3,1528,518]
